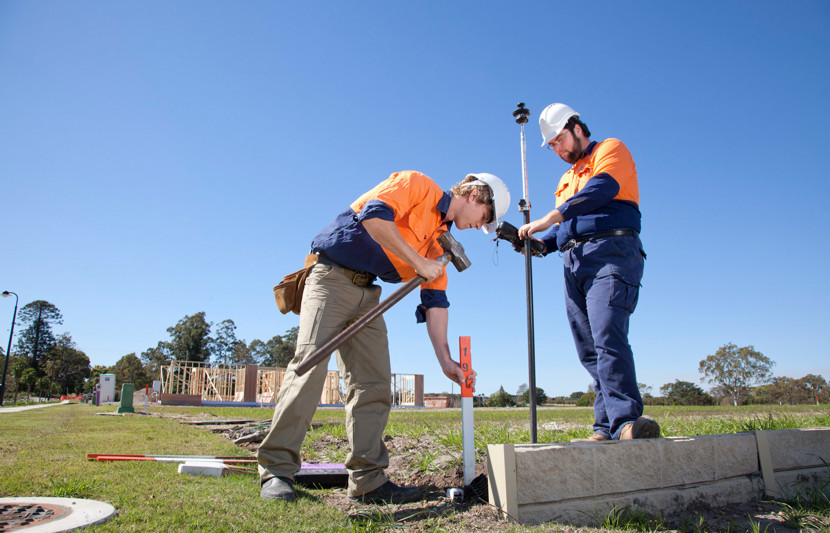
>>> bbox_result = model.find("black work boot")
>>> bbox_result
[350,481,422,504]
[260,476,296,501]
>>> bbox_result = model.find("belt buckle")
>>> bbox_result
[352,272,371,287]
[561,240,576,252]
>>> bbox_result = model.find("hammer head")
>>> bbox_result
[437,232,472,272]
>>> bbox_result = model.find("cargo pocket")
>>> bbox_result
[610,273,640,313]
[298,300,325,345]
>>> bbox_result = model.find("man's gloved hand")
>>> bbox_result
[495,221,546,257]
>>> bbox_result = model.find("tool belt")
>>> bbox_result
[559,229,638,253]
[273,254,319,315]
[316,252,376,288]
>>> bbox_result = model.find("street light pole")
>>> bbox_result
[1,291,19,407]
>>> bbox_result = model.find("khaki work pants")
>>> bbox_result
[257,262,392,497]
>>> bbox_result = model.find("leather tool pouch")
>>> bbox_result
[273,254,319,315]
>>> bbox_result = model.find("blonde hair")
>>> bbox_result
[451,176,492,206]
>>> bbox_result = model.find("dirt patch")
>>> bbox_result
[157,412,824,532]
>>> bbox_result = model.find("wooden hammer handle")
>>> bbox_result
[295,253,451,376]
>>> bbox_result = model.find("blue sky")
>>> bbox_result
[1,1,828,397]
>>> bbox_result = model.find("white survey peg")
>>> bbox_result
[459,336,475,486]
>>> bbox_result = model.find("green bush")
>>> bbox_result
[576,391,596,407]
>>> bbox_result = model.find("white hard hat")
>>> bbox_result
[539,103,579,147]
[465,172,510,234]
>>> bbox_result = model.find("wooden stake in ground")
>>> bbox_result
[459,336,475,487]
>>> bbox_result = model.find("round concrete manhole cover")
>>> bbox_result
[0,498,115,532]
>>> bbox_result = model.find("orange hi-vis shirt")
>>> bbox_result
[311,171,452,321]
[554,138,638,207]
[542,139,641,251]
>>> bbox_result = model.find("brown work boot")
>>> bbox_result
[619,417,660,440]
[570,433,610,442]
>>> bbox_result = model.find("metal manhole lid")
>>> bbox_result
[0,498,115,532]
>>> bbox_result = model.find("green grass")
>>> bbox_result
[591,505,666,531]
[0,403,828,532]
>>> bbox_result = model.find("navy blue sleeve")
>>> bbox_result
[357,199,395,222]
[557,173,620,221]
[415,289,449,323]
[540,225,558,255]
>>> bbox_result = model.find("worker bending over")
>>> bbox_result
[259,170,510,503]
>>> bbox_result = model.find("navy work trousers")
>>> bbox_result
[562,235,645,439]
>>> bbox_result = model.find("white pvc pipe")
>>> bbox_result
[462,396,474,486]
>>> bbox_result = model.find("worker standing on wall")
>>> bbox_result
[518,104,659,442]
[258,170,510,503]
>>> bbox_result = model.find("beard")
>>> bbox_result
[561,135,586,165]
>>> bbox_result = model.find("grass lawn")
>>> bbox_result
[0,403,828,532]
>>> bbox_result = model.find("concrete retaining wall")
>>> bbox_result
[487,428,830,526]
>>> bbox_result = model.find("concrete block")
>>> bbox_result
[514,444,594,503]
[487,428,826,527]
[519,477,763,526]
[774,466,830,499]
[598,439,662,494]
[658,437,716,486]
[764,428,830,470]
[520,492,634,526]
[713,432,758,479]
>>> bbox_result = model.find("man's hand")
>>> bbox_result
[518,209,563,239]
[425,307,477,392]
[415,256,445,283]
[440,358,477,392]
[495,221,546,257]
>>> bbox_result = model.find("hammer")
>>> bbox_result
[295,232,471,376]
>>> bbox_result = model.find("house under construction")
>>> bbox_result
[158,361,423,407]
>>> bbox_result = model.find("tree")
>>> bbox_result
[166,312,212,362]
[699,343,775,406]
[14,300,63,375]
[576,391,596,407]
[799,374,828,405]
[114,353,151,389]
[757,374,829,405]
[520,386,548,406]
[35,376,55,399]
[638,383,653,399]
[659,380,713,406]
[141,342,171,377]
[19,367,37,400]
[256,327,299,368]
[210,319,241,365]
[230,340,257,365]
[44,334,91,395]
[489,386,516,407]
[86,365,111,393]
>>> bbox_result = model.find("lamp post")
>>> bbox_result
[1,291,18,406]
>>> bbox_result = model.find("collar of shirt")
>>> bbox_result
[439,190,453,229]
[582,140,598,158]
